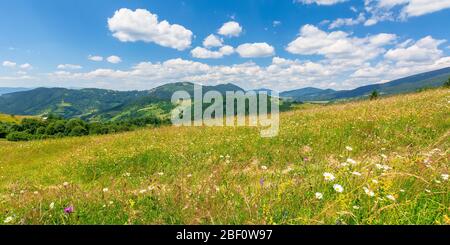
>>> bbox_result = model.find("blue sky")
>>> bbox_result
[0,0,449,91]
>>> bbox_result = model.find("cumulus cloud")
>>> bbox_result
[107,55,122,64]
[384,36,445,64]
[2,61,16,68]
[88,55,103,62]
[203,34,223,48]
[20,63,32,70]
[286,25,396,63]
[329,13,366,29]
[57,64,83,70]
[236,43,275,58]
[191,45,234,59]
[294,0,348,5]
[108,8,193,50]
[218,21,243,37]
[363,0,450,26]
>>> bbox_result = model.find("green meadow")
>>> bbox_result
[0,88,449,224]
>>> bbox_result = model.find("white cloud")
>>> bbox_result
[378,0,450,18]
[273,21,282,27]
[107,55,122,64]
[294,0,348,5]
[88,55,103,62]
[236,43,275,58]
[286,25,396,63]
[363,0,450,26]
[20,63,32,70]
[2,61,16,68]
[218,21,243,37]
[384,36,445,64]
[191,45,234,59]
[57,64,83,70]
[203,34,223,48]
[329,13,366,29]
[108,8,193,51]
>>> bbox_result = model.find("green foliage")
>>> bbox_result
[369,90,379,100]
[0,113,168,142]
[6,131,32,141]
[444,77,450,87]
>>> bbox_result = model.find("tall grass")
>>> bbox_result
[0,89,449,224]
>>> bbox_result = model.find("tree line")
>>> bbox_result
[0,115,170,141]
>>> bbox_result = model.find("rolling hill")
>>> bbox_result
[281,67,450,102]
[0,88,448,224]
[1,68,449,119]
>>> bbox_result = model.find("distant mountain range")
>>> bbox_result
[280,67,450,102]
[0,87,31,95]
[0,67,448,120]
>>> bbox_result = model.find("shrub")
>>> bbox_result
[6,131,32,141]
[69,126,88,136]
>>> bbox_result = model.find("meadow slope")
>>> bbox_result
[0,89,449,224]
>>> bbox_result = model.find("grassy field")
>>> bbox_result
[0,89,449,225]
[0,113,33,124]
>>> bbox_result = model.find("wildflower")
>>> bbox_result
[4,216,13,224]
[259,178,264,187]
[386,195,396,201]
[158,172,164,176]
[353,206,360,210]
[400,189,405,193]
[49,202,55,210]
[261,165,268,170]
[315,192,323,200]
[109,201,114,205]
[124,172,131,177]
[352,171,362,176]
[346,158,357,165]
[139,189,147,194]
[372,179,379,184]
[323,172,336,182]
[20,190,25,194]
[363,187,375,197]
[33,191,38,195]
[333,184,344,193]
[442,174,449,181]
[187,174,192,178]
[375,164,383,170]
[102,188,109,193]
[64,206,74,214]
[381,154,387,159]
[303,157,309,162]
[345,146,353,151]
[425,189,431,193]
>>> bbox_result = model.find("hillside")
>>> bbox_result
[0,83,247,121]
[281,67,450,101]
[0,88,448,224]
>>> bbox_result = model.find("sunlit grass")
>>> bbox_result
[0,89,449,224]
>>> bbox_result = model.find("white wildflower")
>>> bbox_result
[353,206,360,210]
[346,158,357,165]
[441,174,449,181]
[261,166,268,170]
[372,179,379,184]
[386,195,396,201]
[4,216,13,224]
[49,202,55,210]
[363,187,375,197]
[315,192,323,200]
[352,171,362,176]
[323,172,336,182]
[333,184,344,193]
[345,146,353,151]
